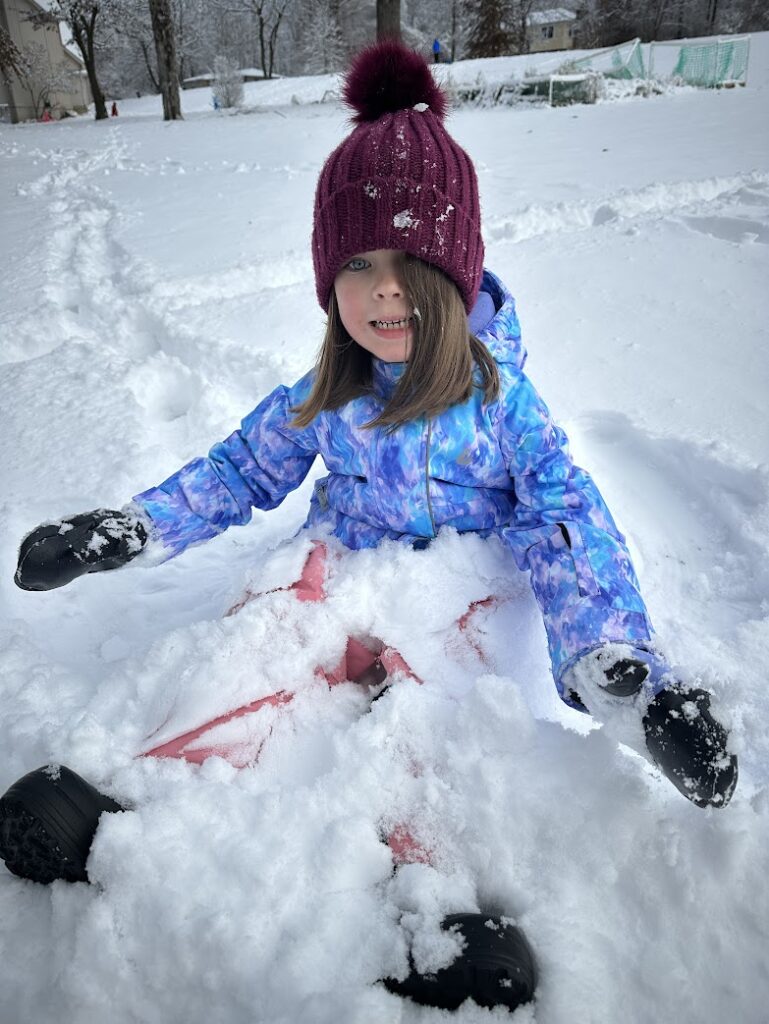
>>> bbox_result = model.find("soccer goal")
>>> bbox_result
[517,36,645,106]
[648,36,751,87]
[566,38,646,80]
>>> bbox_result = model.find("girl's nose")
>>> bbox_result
[373,268,404,299]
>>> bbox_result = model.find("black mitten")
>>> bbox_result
[15,508,148,592]
[643,685,738,808]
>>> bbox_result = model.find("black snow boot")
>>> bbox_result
[643,686,738,808]
[385,913,537,1012]
[0,766,123,884]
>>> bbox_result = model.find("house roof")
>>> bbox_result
[183,67,272,84]
[527,8,577,25]
[26,0,84,65]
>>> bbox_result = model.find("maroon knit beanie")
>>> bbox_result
[312,40,484,313]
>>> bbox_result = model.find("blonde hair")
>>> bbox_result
[291,257,499,430]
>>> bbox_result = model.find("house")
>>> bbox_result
[0,0,91,123]
[526,8,577,53]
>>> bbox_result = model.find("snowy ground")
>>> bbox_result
[1,34,769,1024]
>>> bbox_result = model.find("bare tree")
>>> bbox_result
[92,0,769,93]
[462,0,565,58]
[0,24,27,79]
[572,0,640,49]
[641,0,673,40]
[103,0,158,92]
[508,0,536,55]
[59,1,109,118]
[230,0,292,79]
[27,1,109,119]
[298,0,345,74]
[732,0,769,31]
[148,0,182,118]
[571,0,769,48]
[463,0,510,57]
[705,0,720,30]
[447,0,463,60]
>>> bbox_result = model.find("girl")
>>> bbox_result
[3,42,736,896]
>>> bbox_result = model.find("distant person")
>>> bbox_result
[40,105,53,122]
[432,37,441,63]
[111,101,119,116]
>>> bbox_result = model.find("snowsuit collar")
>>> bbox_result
[370,269,525,401]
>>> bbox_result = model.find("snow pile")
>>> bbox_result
[1,32,768,1024]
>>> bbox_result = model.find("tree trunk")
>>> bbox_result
[258,12,268,79]
[651,0,670,40]
[140,39,160,93]
[85,59,108,119]
[267,1,288,79]
[148,0,182,120]
[376,0,401,41]
[70,13,108,120]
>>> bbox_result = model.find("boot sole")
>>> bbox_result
[0,766,122,884]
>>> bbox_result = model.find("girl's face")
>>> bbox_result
[333,249,415,362]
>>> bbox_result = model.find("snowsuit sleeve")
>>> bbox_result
[497,371,654,697]
[132,374,319,561]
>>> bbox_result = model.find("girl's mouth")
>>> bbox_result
[370,317,414,331]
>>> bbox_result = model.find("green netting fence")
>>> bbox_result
[668,37,750,86]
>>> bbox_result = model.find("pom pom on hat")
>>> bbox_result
[343,39,448,123]
[312,40,483,312]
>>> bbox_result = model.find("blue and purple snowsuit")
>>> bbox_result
[134,270,656,705]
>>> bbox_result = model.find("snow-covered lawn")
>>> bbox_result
[1,35,768,1024]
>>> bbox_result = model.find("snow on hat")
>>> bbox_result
[312,40,484,313]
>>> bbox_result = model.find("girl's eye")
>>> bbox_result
[346,257,369,272]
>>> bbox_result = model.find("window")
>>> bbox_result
[541,25,554,39]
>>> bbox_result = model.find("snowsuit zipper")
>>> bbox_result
[425,419,436,537]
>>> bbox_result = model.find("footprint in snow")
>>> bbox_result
[682,214,769,245]
[126,353,202,423]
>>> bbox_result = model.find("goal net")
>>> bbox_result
[567,38,646,80]
[649,36,750,87]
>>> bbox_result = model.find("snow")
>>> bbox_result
[1,32,769,1024]
[527,10,577,26]
[393,209,419,229]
